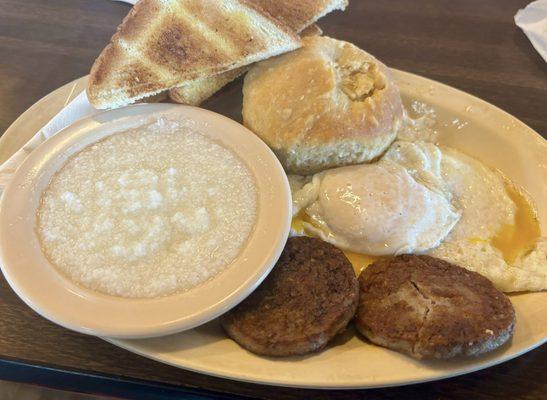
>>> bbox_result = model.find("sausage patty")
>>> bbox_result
[355,255,516,359]
[221,236,359,356]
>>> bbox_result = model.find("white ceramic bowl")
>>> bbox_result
[0,104,292,339]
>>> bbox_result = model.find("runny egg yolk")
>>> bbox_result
[291,211,380,275]
[469,183,540,264]
[490,182,541,264]
[342,251,381,275]
[290,211,307,235]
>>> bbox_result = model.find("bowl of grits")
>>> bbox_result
[0,104,292,338]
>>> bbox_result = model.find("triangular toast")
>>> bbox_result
[87,0,301,109]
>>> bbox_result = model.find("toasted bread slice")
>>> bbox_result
[168,0,348,105]
[87,0,301,109]
[168,67,247,106]
[168,24,324,105]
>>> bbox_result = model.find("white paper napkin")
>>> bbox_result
[515,0,547,62]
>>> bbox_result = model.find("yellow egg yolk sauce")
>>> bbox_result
[291,211,380,275]
[490,182,541,264]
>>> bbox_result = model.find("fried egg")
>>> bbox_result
[384,141,547,292]
[291,139,546,292]
[290,159,460,256]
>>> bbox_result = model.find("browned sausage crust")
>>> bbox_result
[356,255,516,359]
[222,236,359,356]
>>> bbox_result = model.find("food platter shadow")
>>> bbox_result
[201,79,245,124]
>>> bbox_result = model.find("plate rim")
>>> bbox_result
[104,334,547,389]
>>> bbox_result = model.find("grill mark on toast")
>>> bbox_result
[167,1,240,60]
[146,17,231,77]
[180,0,271,59]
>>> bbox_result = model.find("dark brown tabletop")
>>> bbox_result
[0,0,546,399]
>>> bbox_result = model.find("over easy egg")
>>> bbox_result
[290,140,547,292]
[290,159,460,256]
[385,141,546,292]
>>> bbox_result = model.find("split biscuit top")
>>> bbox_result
[87,0,301,109]
[243,36,404,175]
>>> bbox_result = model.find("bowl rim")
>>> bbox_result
[0,103,292,339]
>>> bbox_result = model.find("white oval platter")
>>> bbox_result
[1,70,545,389]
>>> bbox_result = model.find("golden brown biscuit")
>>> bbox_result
[243,36,404,175]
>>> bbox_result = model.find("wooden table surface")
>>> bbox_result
[0,0,546,399]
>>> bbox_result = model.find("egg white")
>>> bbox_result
[290,159,460,256]
[384,141,547,292]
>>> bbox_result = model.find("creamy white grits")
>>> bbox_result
[37,118,257,298]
